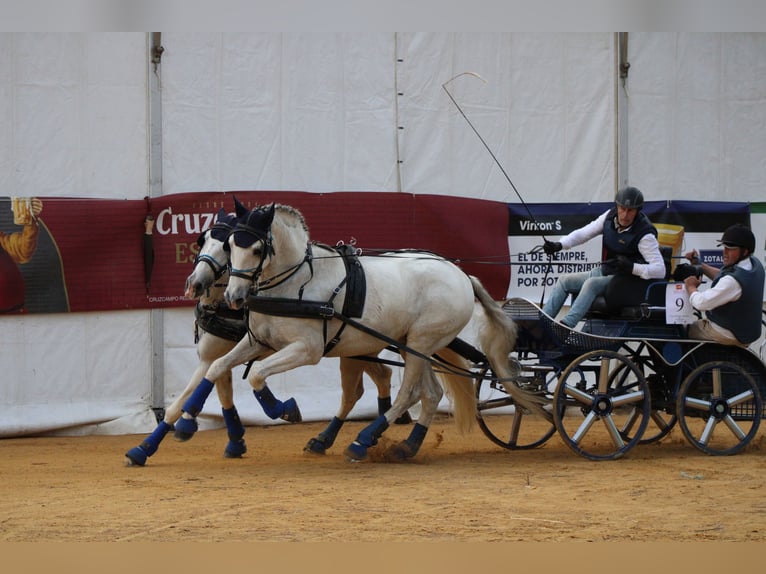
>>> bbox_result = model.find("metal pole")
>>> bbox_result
[616,32,630,190]
[148,32,165,421]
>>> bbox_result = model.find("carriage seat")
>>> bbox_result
[585,246,673,321]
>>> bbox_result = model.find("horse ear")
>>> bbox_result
[217,207,227,220]
[233,196,248,218]
[264,203,276,225]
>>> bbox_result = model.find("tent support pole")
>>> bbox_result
[148,32,165,422]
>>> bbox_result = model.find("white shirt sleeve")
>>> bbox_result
[634,233,667,280]
[559,211,608,250]
[689,274,743,311]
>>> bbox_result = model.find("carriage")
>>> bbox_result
[470,287,766,461]
[127,200,766,466]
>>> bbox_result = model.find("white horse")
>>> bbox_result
[125,203,406,466]
[177,202,546,462]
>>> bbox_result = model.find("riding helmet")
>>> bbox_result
[717,223,755,253]
[615,186,644,210]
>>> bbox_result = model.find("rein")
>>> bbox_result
[253,243,315,297]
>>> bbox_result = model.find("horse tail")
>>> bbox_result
[433,347,476,435]
[469,275,552,422]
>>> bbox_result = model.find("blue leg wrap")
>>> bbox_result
[252,386,301,422]
[125,421,172,465]
[403,423,429,456]
[280,397,302,423]
[222,406,247,458]
[318,416,344,448]
[222,406,245,442]
[173,415,198,439]
[305,416,344,454]
[182,377,215,417]
[357,415,390,448]
[345,415,389,461]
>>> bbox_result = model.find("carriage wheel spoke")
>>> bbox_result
[565,385,594,406]
[728,389,755,407]
[712,368,722,397]
[571,411,598,444]
[620,408,640,436]
[597,357,611,393]
[602,415,626,448]
[722,415,748,441]
[698,417,718,446]
[611,390,645,408]
[650,410,672,432]
[684,396,710,411]
[508,410,523,445]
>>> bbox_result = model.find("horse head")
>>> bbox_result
[224,202,311,310]
[184,206,239,299]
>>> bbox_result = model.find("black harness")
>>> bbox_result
[246,243,367,354]
[194,301,248,343]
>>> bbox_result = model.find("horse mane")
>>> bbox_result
[273,203,309,235]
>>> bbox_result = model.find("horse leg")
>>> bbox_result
[252,384,302,423]
[343,355,426,462]
[215,370,248,458]
[124,350,219,466]
[366,359,412,424]
[385,366,443,461]
[175,336,269,441]
[304,357,366,455]
[124,421,173,467]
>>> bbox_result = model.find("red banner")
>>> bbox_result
[1,192,511,314]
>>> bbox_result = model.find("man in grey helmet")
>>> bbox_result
[683,223,764,346]
[541,186,666,328]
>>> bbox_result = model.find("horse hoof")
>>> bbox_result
[304,437,328,455]
[281,398,302,423]
[173,417,198,441]
[224,439,247,458]
[394,411,413,425]
[343,441,369,463]
[124,447,147,467]
[384,441,417,462]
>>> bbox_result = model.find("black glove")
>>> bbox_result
[543,240,562,256]
[673,263,702,282]
[615,255,634,275]
[602,256,634,276]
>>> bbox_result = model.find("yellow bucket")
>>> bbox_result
[655,223,685,273]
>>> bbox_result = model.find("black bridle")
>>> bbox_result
[193,220,237,280]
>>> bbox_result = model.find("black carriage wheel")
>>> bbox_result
[607,362,677,444]
[676,360,762,456]
[475,366,557,450]
[552,349,651,461]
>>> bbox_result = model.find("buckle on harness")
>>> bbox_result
[319,305,335,318]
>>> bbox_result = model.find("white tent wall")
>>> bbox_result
[0,33,154,436]
[160,33,400,193]
[1,32,764,437]
[394,33,615,202]
[158,32,616,433]
[627,33,766,202]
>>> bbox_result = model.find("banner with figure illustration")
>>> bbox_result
[506,200,754,303]
[3,193,761,314]
[0,192,512,314]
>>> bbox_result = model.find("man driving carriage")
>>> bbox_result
[682,223,764,347]
[541,186,666,328]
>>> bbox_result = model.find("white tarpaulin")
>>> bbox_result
[1,33,764,437]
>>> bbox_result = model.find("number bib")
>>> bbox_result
[665,283,696,324]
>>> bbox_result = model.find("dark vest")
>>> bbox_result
[706,256,765,344]
[601,208,657,263]
[0,248,25,312]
